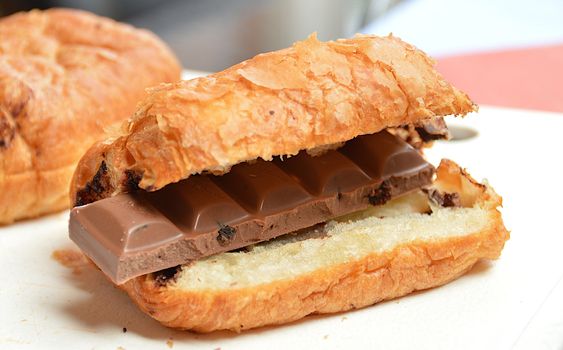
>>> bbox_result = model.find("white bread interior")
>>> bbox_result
[121,160,509,332]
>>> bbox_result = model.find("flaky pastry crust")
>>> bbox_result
[0,8,181,223]
[121,160,509,332]
[70,34,476,206]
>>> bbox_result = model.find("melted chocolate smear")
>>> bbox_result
[153,265,181,287]
[74,161,111,206]
[368,181,392,206]
[217,225,237,246]
[426,189,461,208]
[415,118,450,142]
[124,169,142,192]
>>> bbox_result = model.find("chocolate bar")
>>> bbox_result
[69,131,434,284]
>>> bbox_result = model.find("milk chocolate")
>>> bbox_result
[69,131,435,284]
[388,117,450,149]
[415,117,450,142]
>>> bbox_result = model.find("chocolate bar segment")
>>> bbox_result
[211,160,312,215]
[339,132,430,178]
[69,195,183,278]
[275,150,371,196]
[69,130,435,284]
[145,176,250,233]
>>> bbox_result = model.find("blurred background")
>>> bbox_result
[0,0,401,71]
[1,0,562,112]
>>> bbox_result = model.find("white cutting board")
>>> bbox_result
[1,77,562,349]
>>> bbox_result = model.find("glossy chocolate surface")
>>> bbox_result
[69,131,434,284]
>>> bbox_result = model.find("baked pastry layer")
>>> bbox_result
[0,8,181,223]
[70,34,476,205]
[121,160,509,332]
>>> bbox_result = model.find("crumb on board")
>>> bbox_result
[116,347,125,350]
[323,334,329,340]
[51,249,89,274]
[166,338,174,348]
[341,316,348,321]
[122,327,127,333]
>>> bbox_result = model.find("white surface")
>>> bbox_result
[1,106,563,349]
[362,0,563,57]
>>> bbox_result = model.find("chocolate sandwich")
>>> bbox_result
[68,34,509,332]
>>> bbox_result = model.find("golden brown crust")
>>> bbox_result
[120,161,509,332]
[70,34,476,205]
[0,8,181,223]
[125,222,506,332]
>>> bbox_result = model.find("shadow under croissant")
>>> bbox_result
[54,248,492,340]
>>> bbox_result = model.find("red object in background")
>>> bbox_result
[436,44,563,113]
